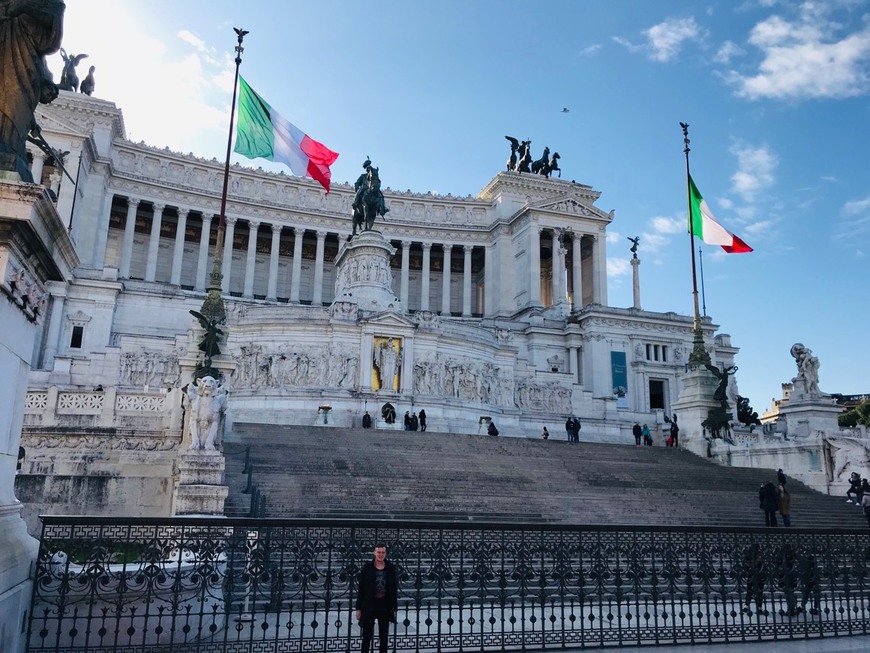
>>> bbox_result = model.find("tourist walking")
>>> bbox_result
[641,423,652,446]
[778,483,792,527]
[669,419,679,448]
[846,472,861,504]
[356,543,398,653]
[777,468,787,486]
[418,409,427,432]
[759,481,778,527]
[632,423,642,446]
[541,426,549,439]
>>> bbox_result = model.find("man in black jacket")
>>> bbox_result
[356,543,398,653]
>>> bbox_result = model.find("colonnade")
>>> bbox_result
[102,195,603,315]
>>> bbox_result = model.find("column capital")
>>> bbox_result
[401,239,412,248]
[316,229,327,239]
[177,208,189,219]
[463,244,474,253]
[31,149,47,162]
[127,197,140,209]
[225,215,238,227]
[152,202,165,213]
[201,212,213,223]
[247,219,261,231]
[443,243,453,251]
[271,222,283,234]
[422,242,432,251]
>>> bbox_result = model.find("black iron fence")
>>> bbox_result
[27,517,870,652]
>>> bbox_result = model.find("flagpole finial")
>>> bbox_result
[680,122,690,155]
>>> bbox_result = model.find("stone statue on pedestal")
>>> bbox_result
[374,337,401,391]
[186,376,227,451]
[791,343,821,397]
[351,158,388,237]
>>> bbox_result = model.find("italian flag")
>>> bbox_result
[234,76,339,193]
[688,175,752,253]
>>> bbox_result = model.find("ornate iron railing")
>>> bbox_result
[28,517,870,652]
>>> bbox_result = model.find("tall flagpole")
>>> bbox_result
[201,27,248,326]
[681,122,711,366]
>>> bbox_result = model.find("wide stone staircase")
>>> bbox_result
[223,423,864,528]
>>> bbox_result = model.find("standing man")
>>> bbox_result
[670,415,679,448]
[632,423,642,446]
[565,416,573,441]
[356,543,398,653]
[418,409,427,432]
[571,417,581,443]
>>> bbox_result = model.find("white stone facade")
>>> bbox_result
[21,90,739,443]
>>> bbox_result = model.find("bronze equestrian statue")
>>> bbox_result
[351,158,388,237]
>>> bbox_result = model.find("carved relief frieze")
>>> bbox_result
[230,343,359,391]
[119,349,182,388]
[0,252,48,323]
[21,432,179,452]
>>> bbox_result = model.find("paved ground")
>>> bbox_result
[572,634,870,652]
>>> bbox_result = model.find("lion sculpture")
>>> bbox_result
[186,376,227,451]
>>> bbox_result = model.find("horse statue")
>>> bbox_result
[532,147,551,175]
[351,164,388,236]
[546,151,561,178]
[505,136,520,171]
[59,48,88,92]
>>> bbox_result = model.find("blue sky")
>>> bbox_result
[53,1,870,410]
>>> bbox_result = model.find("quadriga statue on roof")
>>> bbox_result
[0,0,65,182]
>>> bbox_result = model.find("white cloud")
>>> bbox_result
[714,40,744,64]
[744,219,774,235]
[607,257,631,277]
[579,44,602,56]
[843,197,870,216]
[730,142,777,201]
[650,215,684,234]
[611,36,642,54]
[644,17,703,62]
[727,5,870,100]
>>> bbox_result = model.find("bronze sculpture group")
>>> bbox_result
[350,157,388,238]
[505,136,560,178]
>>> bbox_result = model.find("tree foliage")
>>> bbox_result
[839,398,870,428]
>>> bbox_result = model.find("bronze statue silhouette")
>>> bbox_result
[546,151,561,178]
[351,161,388,237]
[705,364,737,403]
[628,236,639,258]
[79,64,95,96]
[505,135,519,171]
[532,147,551,175]
[516,140,532,173]
[59,48,88,92]
[0,0,65,182]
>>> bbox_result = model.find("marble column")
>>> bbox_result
[441,244,452,315]
[144,203,165,282]
[399,240,411,307]
[483,243,493,317]
[30,150,46,185]
[592,234,605,304]
[290,227,303,303]
[313,230,326,305]
[221,216,237,293]
[170,208,189,286]
[243,220,260,298]
[194,213,213,291]
[572,235,583,310]
[462,244,473,317]
[551,232,564,306]
[41,281,67,369]
[632,256,641,309]
[119,198,139,278]
[420,243,431,311]
[529,224,541,306]
[93,191,115,270]
[266,223,282,301]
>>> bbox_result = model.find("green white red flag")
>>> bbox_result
[688,175,752,253]
[234,76,339,193]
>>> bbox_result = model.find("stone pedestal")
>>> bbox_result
[1,181,78,653]
[333,230,403,313]
[172,450,228,515]
[779,397,842,439]
[672,366,720,457]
